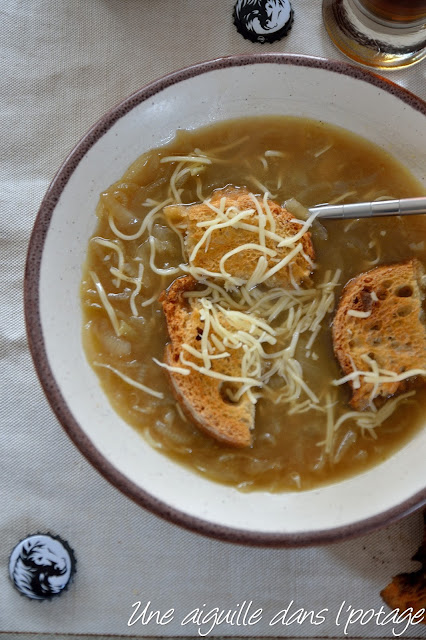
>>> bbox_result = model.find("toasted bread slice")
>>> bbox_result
[381,512,426,619]
[164,186,314,288]
[333,259,426,410]
[160,275,254,447]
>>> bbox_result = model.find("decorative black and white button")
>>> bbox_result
[9,533,76,600]
[233,0,294,44]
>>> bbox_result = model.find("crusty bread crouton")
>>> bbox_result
[160,275,254,447]
[332,259,426,411]
[164,186,315,288]
[381,512,426,620]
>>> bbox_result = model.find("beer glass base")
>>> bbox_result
[322,0,426,69]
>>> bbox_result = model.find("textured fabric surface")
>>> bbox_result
[1,0,425,636]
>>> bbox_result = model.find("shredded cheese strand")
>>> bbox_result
[89,271,122,336]
[94,361,164,398]
[107,198,172,241]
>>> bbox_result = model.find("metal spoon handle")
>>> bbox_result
[310,197,426,220]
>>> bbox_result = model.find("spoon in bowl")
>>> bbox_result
[310,196,426,220]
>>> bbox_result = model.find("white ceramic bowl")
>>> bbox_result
[25,54,426,546]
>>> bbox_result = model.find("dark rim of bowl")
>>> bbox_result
[24,53,426,547]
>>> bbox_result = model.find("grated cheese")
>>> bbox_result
[347,309,372,318]
[258,155,268,171]
[257,243,303,284]
[313,143,332,158]
[93,148,422,464]
[219,242,277,279]
[89,271,123,336]
[265,150,286,158]
[332,354,426,391]
[108,197,172,241]
[160,154,212,165]
[148,236,181,276]
[152,357,190,376]
[189,209,255,263]
[92,237,125,288]
[175,189,319,291]
[130,263,144,317]
[93,361,163,398]
[324,392,335,454]
[332,391,416,434]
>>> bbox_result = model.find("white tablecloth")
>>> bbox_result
[1,0,425,636]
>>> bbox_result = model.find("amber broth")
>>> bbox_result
[81,116,426,492]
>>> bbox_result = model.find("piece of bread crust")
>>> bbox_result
[160,275,254,448]
[332,259,426,411]
[164,186,315,288]
[381,512,426,620]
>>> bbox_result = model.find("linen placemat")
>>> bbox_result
[1,0,425,636]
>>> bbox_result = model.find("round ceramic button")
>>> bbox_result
[233,0,294,44]
[9,533,76,600]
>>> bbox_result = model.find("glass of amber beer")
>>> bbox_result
[322,0,426,69]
